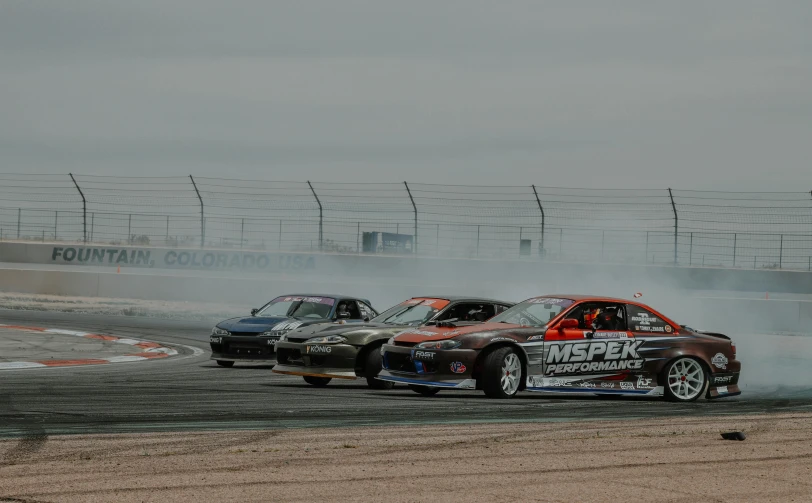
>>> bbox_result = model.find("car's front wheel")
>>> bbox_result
[365,348,394,390]
[663,357,706,402]
[216,360,234,368]
[408,385,440,396]
[482,347,522,399]
[303,376,332,387]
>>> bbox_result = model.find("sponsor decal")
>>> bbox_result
[589,331,629,339]
[421,300,438,306]
[712,353,728,369]
[636,376,654,389]
[544,340,645,375]
[490,336,514,342]
[717,386,729,394]
[600,382,615,389]
[450,361,467,374]
[210,336,222,344]
[582,381,596,388]
[635,325,666,333]
[665,325,673,333]
[413,350,436,361]
[266,337,280,346]
[306,345,331,354]
[712,375,734,385]
[527,334,545,341]
[620,382,635,390]
[271,321,305,331]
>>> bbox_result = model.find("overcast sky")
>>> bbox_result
[1,1,811,190]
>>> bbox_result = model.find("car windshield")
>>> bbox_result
[256,296,336,319]
[372,299,448,326]
[489,297,575,327]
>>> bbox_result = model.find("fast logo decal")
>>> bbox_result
[450,361,467,373]
[413,350,436,361]
[712,353,728,369]
[545,340,645,375]
[712,375,734,385]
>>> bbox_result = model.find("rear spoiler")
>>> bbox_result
[692,328,731,341]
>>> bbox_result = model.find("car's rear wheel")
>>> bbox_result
[482,347,522,399]
[303,376,332,387]
[365,347,394,390]
[663,357,706,402]
[408,385,440,396]
[216,360,234,368]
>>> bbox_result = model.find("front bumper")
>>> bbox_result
[377,343,479,388]
[209,335,278,362]
[273,340,361,379]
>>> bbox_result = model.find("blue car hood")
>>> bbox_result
[217,316,301,334]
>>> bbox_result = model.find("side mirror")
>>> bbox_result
[363,317,370,323]
[251,308,259,316]
[558,318,579,330]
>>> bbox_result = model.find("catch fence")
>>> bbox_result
[1,173,811,271]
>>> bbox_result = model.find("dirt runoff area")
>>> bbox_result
[1,413,811,503]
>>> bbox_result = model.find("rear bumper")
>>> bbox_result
[274,341,360,378]
[706,369,742,399]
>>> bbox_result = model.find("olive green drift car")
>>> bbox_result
[272,296,513,389]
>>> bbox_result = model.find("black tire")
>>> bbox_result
[408,384,440,396]
[482,346,522,399]
[216,360,234,368]
[303,376,332,387]
[365,347,394,390]
[662,357,707,402]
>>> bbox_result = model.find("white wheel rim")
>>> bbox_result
[501,353,521,395]
[667,359,704,400]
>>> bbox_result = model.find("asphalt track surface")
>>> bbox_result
[2,309,812,439]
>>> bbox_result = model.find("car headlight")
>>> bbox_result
[212,327,229,336]
[415,339,461,350]
[306,335,347,345]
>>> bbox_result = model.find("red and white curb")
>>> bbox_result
[0,324,179,370]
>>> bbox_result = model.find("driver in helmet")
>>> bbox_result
[594,308,622,330]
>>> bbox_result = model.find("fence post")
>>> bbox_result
[531,185,545,256]
[689,232,693,266]
[307,181,323,251]
[733,233,737,267]
[779,234,783,269]
[165,216,169,243]
[668,188,678,265]
[127,214,132,244]
[357,222,360,253]
[17,208,21,239]
[189,175,205,248]
[240,218,245,249]
[90,213,95,241]
[68,173,87,243]
[404,182,418,254]
[54,211,58,240]
[645,231,649,263]
[476,225,480,257]
[279,219,282,250]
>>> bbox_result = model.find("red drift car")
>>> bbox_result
[377,295,741,401]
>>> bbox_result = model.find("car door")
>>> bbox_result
[543,302,636,383]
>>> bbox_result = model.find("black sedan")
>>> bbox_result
[209,294,378,367]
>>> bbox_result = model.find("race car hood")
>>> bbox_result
[285,322,390,341]
[217,316,319,334]
[393,322,521,343]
